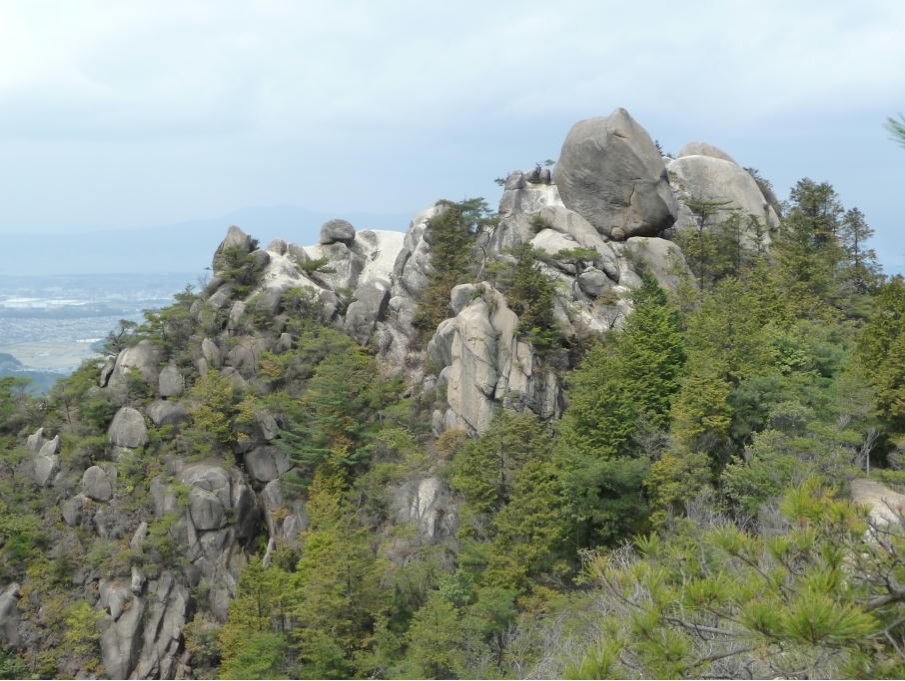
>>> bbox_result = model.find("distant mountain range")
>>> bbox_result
[0,204,413,276]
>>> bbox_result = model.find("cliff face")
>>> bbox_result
[0,108,779,678]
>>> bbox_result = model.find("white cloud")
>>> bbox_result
[2,0,903,141]
[0,0,903,250]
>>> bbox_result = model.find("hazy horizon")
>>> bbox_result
[1,2,903,273]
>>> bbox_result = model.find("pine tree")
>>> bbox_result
[556,276,686,547]
[839,207,881,294]
[775,179,846,314]
[886,113,905,149]
[570,480,905,679]
[858,277,905,431]
[675,197,737,290]
[291,466,386,678]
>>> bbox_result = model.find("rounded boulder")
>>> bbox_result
[555,108,678,239]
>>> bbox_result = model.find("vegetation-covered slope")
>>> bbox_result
[0,113,903,679]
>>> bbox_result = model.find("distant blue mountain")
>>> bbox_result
[1,204,412,276]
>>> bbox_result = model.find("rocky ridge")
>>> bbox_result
[2,108,781,679]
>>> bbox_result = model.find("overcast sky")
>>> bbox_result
[1,1,904,271]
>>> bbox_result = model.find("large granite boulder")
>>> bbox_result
[212,225,253,269]
[108,407,148,448]
[244,445,291,484]
[555,108,678,240]
[32,436,61,487]
[427,284,561,435]
[667,148,779,247]
[61,494,89,527]
[617,237,692,293]
[146,400,188,428]
[158,364,185,398]
[82,465,116,502]
[109,340,163,390]
[678,141,737,164]
[319,219,356,245]
[344,282,391,345]
[107,407,148,449]
[201,338,222,369]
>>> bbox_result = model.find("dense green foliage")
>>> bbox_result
[556,275,685,546]
[0,177,902,679]
[412,198,496,335]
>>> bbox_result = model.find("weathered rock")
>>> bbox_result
[38,434,60,456]
[678,141,738,164]
[158,363,185,398]
[275,332,293,353]
[93,503,132,541]
[618,237,692,293]
[427,284,561,434]
[393,477,457,540]
[213,226,253,271]
[205,284,234,310]
[449,284,478,316]
[250,248,271,271]
[531,228,580,261]
[146,400,188,428]
[32,453,60,487]
[555,108,678,239]
[99,358,115,387]
[256,479,307,541]
[231,477,260,542]
[267,238,288,255]
[305,241,366,293]
[667,152,778,247]
[319,218,356,245]
[0,583,20,647]
[182,463,230,499]
[249,287,283,317]
[256,411,279,441]
[100,595,145,679]
[109,339,163,389]
[201,338,222,369]
[61,493,88,526]
[227,301,247,332]
[108,406,148,448]
[226,337,268,377]
[260,480,284,536]
[368,204,453,369]
[82,465,116,502]
[393,204,445,299]
[132,573,190,679]
[99,580,132,620]
[286,242,310,266]
[535,205,620,281]
[25,427,46,452]
[150,476,180,519]
[244,445,291,484]
[577,269,613,298]
[280,502,309,540]
[498,172,564,221]
[344,282,391,344]
[189,488,227,531]
[131,566,146,595]
[131,522,149,550]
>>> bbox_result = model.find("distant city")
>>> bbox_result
[0,273,200,392]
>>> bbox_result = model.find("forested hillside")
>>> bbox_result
[0,110,903,679]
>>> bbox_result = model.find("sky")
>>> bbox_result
[1,0,904,272]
